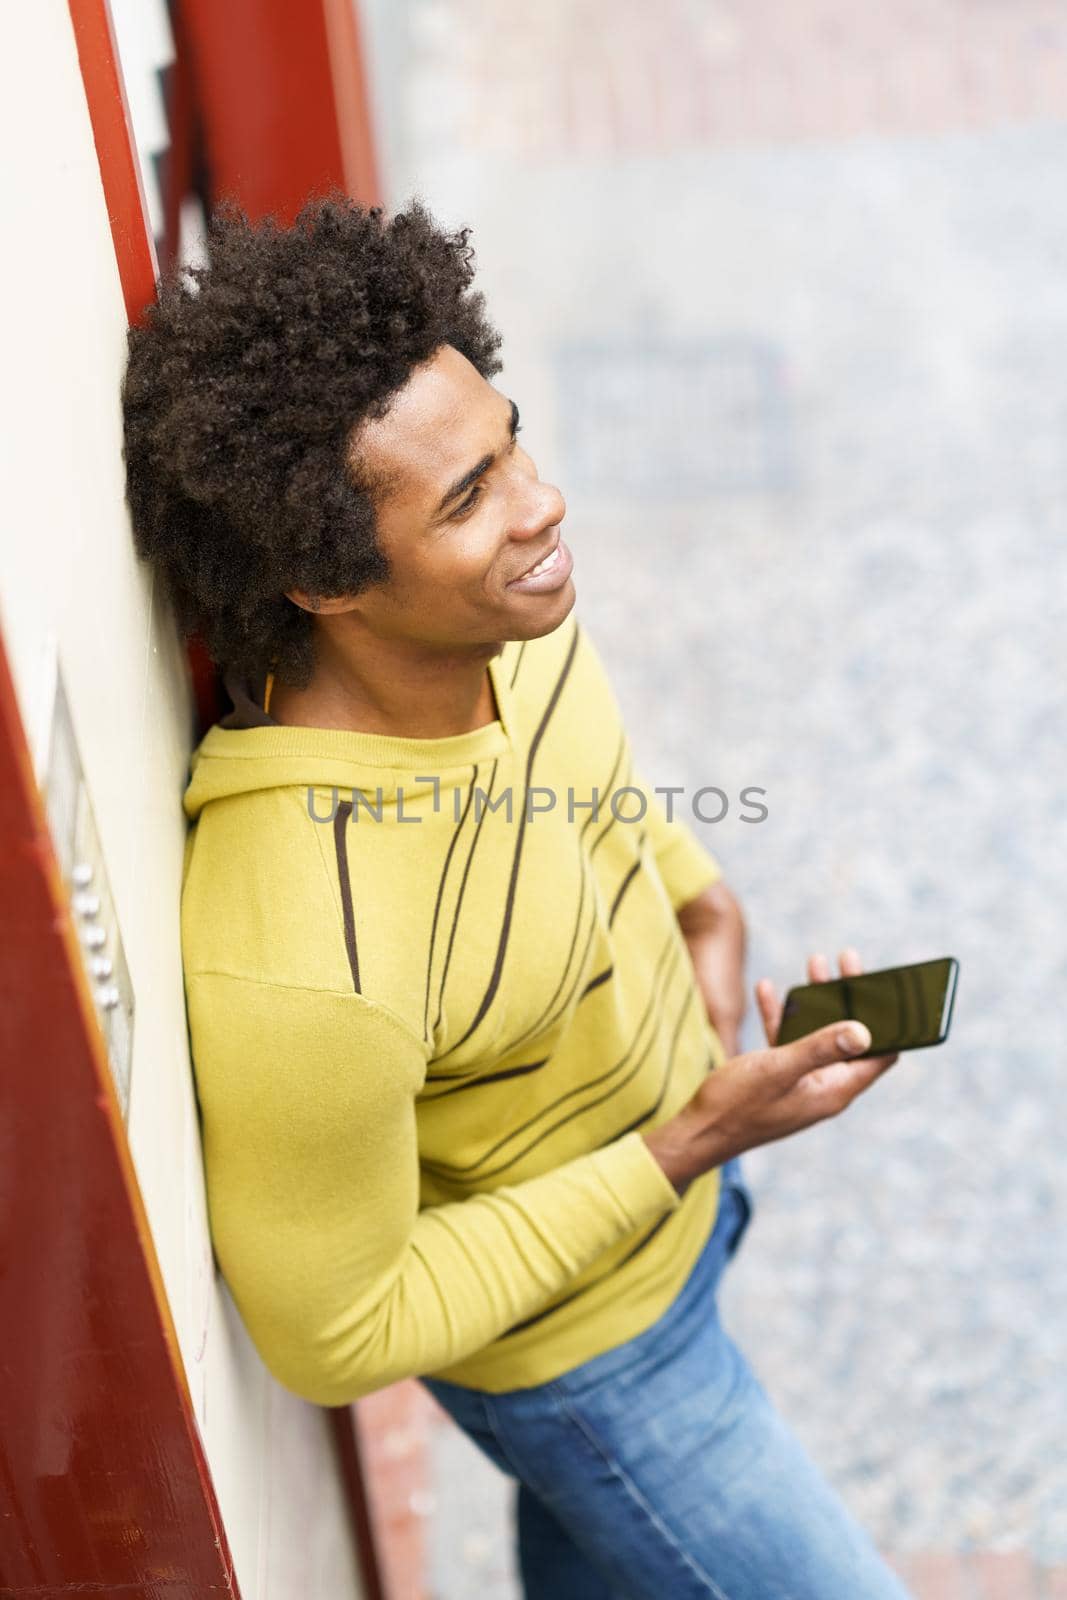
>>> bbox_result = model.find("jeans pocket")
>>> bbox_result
[419,1376,519,1479]
[719,1155,755,1257]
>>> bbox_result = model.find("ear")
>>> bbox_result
[284,588,355,615]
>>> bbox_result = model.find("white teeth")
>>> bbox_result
[525,546,560,579]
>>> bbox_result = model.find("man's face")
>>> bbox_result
[345,343,573,645]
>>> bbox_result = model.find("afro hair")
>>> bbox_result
[122,194,503,689]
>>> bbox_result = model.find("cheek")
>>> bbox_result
[383,536,487,597]
[445,525,506,591]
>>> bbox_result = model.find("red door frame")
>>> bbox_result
[178,0,380,226]
[0,630,238,1594]
[0,1,388,1591]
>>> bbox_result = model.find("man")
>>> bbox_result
[124,196,911,1598]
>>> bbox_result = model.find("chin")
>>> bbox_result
[507,578,577,641]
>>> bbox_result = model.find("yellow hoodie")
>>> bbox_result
[181,614,726,1404]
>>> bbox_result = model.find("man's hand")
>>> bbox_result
[677,881,747,1057]
[642,947,901,1197]
[755,948,900,1068]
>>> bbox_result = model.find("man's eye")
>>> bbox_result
[448,424,521,520]
[451,484,484,518]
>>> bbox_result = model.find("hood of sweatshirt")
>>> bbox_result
[182,658,518,822]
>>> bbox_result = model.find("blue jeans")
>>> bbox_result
[421,1158,912,1600]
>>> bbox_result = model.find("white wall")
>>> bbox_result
[0,8,364,1596]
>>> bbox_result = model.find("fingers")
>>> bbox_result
[755,977,781,1047]
[757,948,903,1115]
[810,948,863,982]
[761,948,869,1057]
[800,1051,891,1111]
[770,1017,872,1087]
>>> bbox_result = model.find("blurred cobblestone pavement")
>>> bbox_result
[362,1,1067,1592]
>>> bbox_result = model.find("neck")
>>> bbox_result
[268,628,504,738]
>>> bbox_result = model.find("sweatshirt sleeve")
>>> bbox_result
[631,764,724,911]
[185,971,683,1405]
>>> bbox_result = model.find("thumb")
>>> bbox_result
[770,1018,872,1086]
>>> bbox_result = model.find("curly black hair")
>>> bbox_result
[122,194,503,688]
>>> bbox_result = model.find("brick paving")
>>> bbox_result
[890,1551,1067,1598]
[356,1381,436,1599]
[407,0,1067,161]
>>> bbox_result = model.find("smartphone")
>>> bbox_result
[775,957,959,1056]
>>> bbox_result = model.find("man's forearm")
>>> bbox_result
[676,880,748,1056]
[676,879,744,940]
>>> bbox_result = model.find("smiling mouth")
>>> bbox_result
[510,540,561,583]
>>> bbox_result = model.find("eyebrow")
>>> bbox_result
[433,398,520,516]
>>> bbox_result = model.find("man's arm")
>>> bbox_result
[676,880,747,1058]
[632,764,747,1056]
[185,972,685,1407]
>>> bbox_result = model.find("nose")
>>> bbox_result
[512,477,566,541]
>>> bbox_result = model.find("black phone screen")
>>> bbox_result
[775,957,959,1055]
